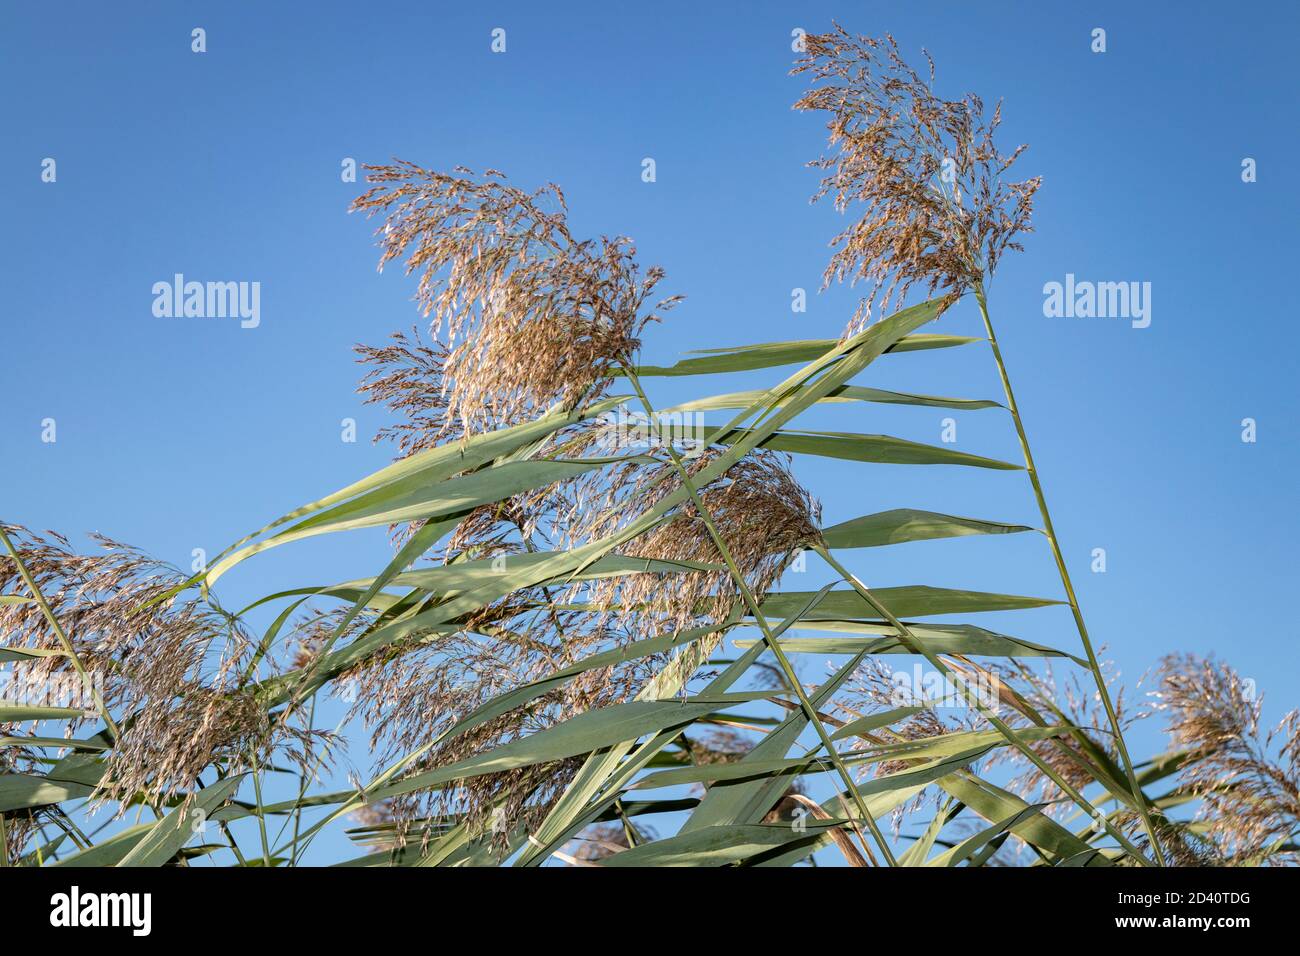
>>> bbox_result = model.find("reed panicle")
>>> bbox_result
[793,25,1040,330]
[351,161,680,442]
[1154,654,1300,864]
[574,448,822,638]
[0,526,329,807]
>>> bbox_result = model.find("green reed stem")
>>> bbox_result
[972,284,1166,866]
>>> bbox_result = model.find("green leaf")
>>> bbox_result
[664,385,1000,414]
[733,623,1083,664]
[708,428,1020,470]
[0,736,109,752]
[188,395,631,592]
[759,585,1062,621]
[377,553,723,593]
[899,797,961,866]
[117,774,246,867]
[821,508,1035,549]
[51,824,154,867]
[829,706,926,741]
[630,333,978,377]
[206,457,629,586]
[852,726,1071,768]
[632,757,821,790]
[0,774,95,812]
[0,705,92,723]
[596,822,839,866]
[0,647,67,664]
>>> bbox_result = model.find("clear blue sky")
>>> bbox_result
[3,2,1297,863]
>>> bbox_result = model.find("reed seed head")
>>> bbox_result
[352,161,680,444]
[793,25,1040,330]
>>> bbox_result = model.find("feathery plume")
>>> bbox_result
[0,526,328,806]
[1154,654,1300,864]
[793,26,1040,330]
[352,161,680,443]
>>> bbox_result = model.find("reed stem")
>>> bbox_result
[973,284,1166,866]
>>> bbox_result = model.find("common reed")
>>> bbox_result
[793,25,1039,330]
[337,164,826,845]
[795,25,1167,863]
[3,30,1286,869]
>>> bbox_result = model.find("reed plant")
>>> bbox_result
[2,26,1295,868]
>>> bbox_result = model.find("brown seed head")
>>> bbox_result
[351,161,680,444]
[793,26,1040,330]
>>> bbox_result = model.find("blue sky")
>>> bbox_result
[3,2,1298,863]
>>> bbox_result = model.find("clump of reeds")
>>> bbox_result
[336,443,824,845]
[0,526,327,807]
[337,161,829,844]
[793,25,1040,330]
[339,607,650,847]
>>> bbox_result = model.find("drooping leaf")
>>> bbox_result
[0,774,95,813]
[596,822,840,866]
[734,623,1083,664]
[0,705,91,723]
[51,824,154,867]
[206,457,635,585]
